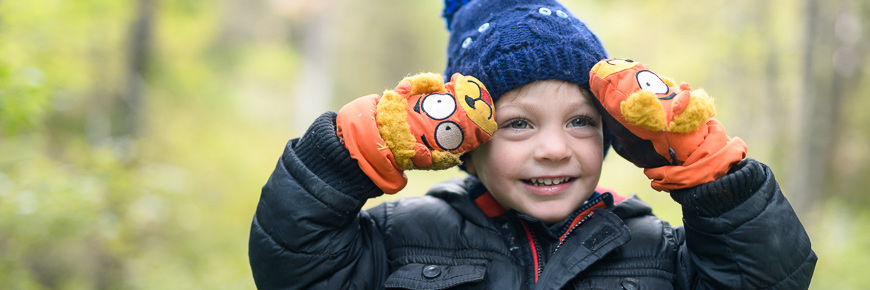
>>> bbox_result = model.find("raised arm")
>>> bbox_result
[671,158,816,289]
[588,58,816,289]
[248,72,496,289]
[249,111,388,289]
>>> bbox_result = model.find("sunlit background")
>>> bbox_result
[1,0,867,288]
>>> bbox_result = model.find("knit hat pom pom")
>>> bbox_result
[442,0,473,30]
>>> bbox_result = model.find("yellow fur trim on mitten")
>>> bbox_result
[668,89,716,134]
[376,73,464,170]
[621,91,667,131]
[403,73,446,96]
[376,90,417,170]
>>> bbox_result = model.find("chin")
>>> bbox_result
[525,196,592,223]
[526,207,572,224]
[539,215,569,224]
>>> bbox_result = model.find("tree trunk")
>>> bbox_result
[828,0,865,202]
[788,0,825,214]
[119,0,155,138]
[291,0,336,134]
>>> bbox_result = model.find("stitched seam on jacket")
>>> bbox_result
[762,250,816,290]
[662,219,680,255]
[389,245,507,259]
[284,138,364,216]
[701,168,774,235]
[582,257,675,279]
[285,169,349,217]
[704,187,777,287]
[383,202,394,239]
[387,271,483,290]
[588,257,673,265]
[724,229,746,289]
[252,213,336,257]
[581,272,674,279]
[696,188,770,236]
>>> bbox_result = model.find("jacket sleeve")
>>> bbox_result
[248,111,390,289]
[670,159,817,289]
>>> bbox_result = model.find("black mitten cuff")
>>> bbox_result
[669,158,765,217]
[292,111,383,200]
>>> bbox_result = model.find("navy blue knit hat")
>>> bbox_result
[442,0,613,156]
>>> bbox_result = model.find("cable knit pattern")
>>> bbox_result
[292,112,383,200]
[444,0,607,99]
[443,0,612,157]
[670,158,765,217]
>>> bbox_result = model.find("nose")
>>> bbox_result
[533,127,571,162]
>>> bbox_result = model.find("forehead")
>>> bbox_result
[495,80,594,111]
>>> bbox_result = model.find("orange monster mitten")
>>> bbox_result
[336,73,497,194]
[588,59,747,191]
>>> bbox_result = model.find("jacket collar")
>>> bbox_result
[426,176,649,228]
[427,176,639,289]
[536,209,632,290]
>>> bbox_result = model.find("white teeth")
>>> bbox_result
[529,177,570,186]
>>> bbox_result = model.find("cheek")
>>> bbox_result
[467,141,494,176]
[585,141,604,161]
[564,131,605,177]
[580,141,604,166]
[574,129,604,160]
[578,142,604,181]
[468,138,516,181]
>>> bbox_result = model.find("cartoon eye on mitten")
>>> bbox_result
[337,73,497,194]
[589,59,747,191]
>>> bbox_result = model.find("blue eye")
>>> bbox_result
[506,119,529,129]
[569,117,590,127]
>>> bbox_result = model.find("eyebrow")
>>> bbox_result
[496,96,593,112]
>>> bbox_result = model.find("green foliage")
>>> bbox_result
[1,0,868,289]
[807,202,870,288]
[0,65,50,134]
[0,0,259,288]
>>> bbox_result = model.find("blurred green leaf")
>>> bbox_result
[1,0,868,289]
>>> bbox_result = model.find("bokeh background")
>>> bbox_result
[1,0,868,289]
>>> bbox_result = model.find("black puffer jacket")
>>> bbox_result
[249,112,816,289]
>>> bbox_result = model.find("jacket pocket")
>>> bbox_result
[385,263,486,290]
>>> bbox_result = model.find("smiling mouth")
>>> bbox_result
[523,177,574,187]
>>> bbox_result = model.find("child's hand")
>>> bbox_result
[588,59,747,191]
[336,73,497,194]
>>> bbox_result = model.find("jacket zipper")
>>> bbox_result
[553,196,607,254]
[518,217,542,283]
[515,193,611,284]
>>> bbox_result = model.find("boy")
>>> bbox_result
[248,0,816,289]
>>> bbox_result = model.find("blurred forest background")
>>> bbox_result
[1,0,868,289]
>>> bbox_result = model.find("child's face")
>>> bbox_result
[466,80,604,224]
